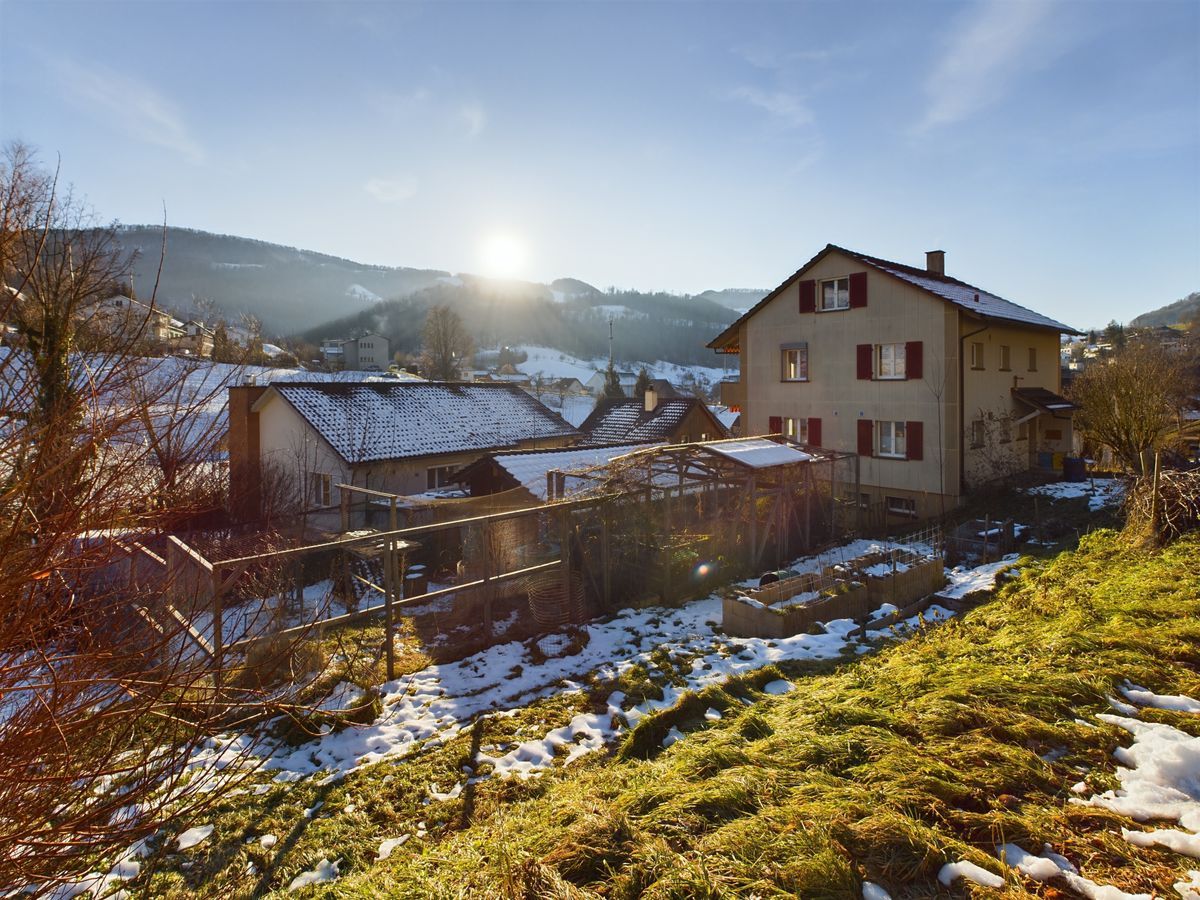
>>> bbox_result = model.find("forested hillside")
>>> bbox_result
[115,227,449,332]
[303,277,739,367]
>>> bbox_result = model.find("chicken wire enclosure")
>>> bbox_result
[545,439,860,594]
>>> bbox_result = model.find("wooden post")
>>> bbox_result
[983,514,991,563]
[481,520,495,638]
[558,506,573,621]
[211,566,224,691]
[747,475,758,571]
[1150,450,1162,535]
[390,497,398,533]
[601,507,612,610]
[383,538,395,681]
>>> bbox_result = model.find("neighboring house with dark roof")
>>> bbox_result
[228,381,579,519]
[577,391,729,447]
[708,244,1080,519]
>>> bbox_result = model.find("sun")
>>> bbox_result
[479,232,529,280]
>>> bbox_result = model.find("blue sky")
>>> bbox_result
[1,0,1197,328]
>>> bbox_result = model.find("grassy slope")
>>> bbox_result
[312,529,1200,898]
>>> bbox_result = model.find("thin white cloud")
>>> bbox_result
[55,60,205,164]
[364,176,418,203]
[459,102,486,139]
[919,0,1057,130]
[728,86,812,129]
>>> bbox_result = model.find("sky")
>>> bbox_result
[1,0,1197,329]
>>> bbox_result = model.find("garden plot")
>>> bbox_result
[244,539,1014,786]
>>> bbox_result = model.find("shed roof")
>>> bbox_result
[263,381,579,464]
[458,442,659,500]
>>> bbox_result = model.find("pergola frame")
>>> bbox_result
[547,437,860,571]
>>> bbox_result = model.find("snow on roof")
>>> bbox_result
[270,382,579,464]
[487,443,659,500]
[709,244,1079,350]
[579,398,706,446]
[704,438,812,469]
[841,247,1076,333]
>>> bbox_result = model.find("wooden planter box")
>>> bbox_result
[723,579,869,639]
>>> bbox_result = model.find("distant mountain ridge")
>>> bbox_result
[1130,291,1200,328]
[116,227,743,367]
[116,226,450,332]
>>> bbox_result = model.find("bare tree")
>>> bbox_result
[0,143,298,892]
[420,305,472,381]
[1068,343,1193,474]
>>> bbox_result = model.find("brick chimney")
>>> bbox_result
[644,387,658,412]
[926,250,945,276]
[228,384,268,522]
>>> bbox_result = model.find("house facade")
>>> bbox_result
[341,333,390,371]
[708,245,1079,520]
[228,381,579,522]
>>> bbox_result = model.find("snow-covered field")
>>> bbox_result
[514,345,735,391]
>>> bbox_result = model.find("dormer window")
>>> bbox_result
[820,277,850,311]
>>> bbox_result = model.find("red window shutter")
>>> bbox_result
[807,417,822,447]
[905,341,923,380]
[857,419,873,456]
[906,421,924,460]
[856,344,873,380]
[798,280,815,313]
[849,271,868,308]
[768,415,783,435]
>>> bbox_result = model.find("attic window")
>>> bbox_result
[819,277,849,311]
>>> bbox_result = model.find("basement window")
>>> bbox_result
[886,496,917,517]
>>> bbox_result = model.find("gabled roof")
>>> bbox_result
[455,442,658,500]
[708,244,1080,350]
[577,398,728,446]
[259,381,579,464]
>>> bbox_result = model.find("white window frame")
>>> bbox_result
[877,343,906,380]
[782,417,809,443]
[886,495,917,517]
[309,472,332,507]
[426,465,455,490]
[819,277,849,311]
[971,341,985,369]
[877,420,907,458]
[999,345,1011,371]
[781,345,809,381]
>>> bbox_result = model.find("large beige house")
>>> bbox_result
[708,245,1080,521]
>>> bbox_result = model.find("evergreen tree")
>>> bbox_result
[602,361,625,401]
[633,367,652,400]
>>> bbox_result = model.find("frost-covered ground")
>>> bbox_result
[1026,477,1127,511]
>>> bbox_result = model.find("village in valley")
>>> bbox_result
[2,2,1199,898]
